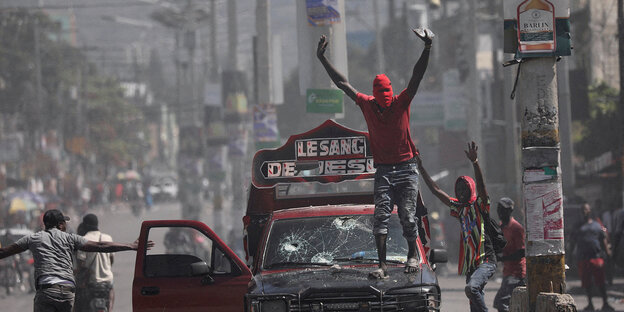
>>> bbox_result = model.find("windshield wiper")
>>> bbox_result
[332,257,404,264]
[265,261,333,269]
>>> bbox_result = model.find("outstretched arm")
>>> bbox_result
[317,35,358,102]
[465,142,487,201]
[0,244,26,259]
[415,150,452,207]
[79,239,154,253]
[404,28,433,99]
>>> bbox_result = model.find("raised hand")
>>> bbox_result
[412,28,434,45]
[317,35,328,59]
[464,141,478,163]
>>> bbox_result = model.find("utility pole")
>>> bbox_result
[33,15,43,151]
[618,0,624,211]
[151,0,209,221]
[227,0,238,71]
[557,58,575,195]
[255,0,272,105]
[465,0,482,156]
[372,0,384,74]
[518,57,566,311]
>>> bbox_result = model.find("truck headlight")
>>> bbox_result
[249,299,288,312]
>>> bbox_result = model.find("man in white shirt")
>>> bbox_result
[75,214,115,312]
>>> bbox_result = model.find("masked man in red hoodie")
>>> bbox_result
[317,28,434,279]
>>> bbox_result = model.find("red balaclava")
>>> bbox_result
[373,74,393,108]
[454,176,477,204]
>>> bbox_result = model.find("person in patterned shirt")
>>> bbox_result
[416,142,497,312]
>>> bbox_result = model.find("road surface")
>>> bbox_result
[1,201,623,311]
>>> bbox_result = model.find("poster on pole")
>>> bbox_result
[503,0,571,58]
[306,0,341,26]
[524,181,564,241]
[253,104,280,149]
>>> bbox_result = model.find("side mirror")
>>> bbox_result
[430,249,448,264]
[190,261,210,276]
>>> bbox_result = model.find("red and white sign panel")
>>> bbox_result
[252,120,375,188]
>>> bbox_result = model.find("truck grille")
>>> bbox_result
[288,289,438,312]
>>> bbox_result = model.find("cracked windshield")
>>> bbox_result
[264,214,411,268]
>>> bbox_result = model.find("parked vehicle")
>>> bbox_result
[148,176,178,201]
[132,120,447,311]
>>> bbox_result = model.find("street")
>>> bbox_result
[1,201,623,311]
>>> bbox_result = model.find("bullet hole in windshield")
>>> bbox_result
[278,232,310,261]
[311,252,334,264]
[332,217,358,231]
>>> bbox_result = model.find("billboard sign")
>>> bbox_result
[306,88,344,114]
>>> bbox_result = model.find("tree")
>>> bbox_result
[84,75,146,168]
[575,82,621,160]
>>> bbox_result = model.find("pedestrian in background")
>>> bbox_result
[493,197,526,312]
[570,203,614,312]
[74,214,115,312]
[416,142,497,312]
[0,209,149,312]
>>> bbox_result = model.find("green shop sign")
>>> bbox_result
[306,89,344,114]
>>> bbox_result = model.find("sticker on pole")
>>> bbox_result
[503,0,571,58]
[524,182,564,241]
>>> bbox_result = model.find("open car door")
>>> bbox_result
[132,220,252,312]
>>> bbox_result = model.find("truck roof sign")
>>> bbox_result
[252,120,375,188]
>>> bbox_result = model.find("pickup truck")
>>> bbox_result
[132,120,448,311]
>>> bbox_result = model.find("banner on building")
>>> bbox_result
[222,70,249,119]
[504,0,571,58]
[253,104,280,149]
[306,0,341,26]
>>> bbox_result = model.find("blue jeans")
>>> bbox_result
[493,275,525,312]
[373,162,419,240]
[465,262,497,312]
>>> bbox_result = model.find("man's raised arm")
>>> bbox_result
[317,35,358,102]
[404,28,433,99]
[0,244,26,259]
[79,239,154,253]
[465,142,488,201]
[415,150,452,207]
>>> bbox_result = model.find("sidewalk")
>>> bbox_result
[566,276,624,311]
